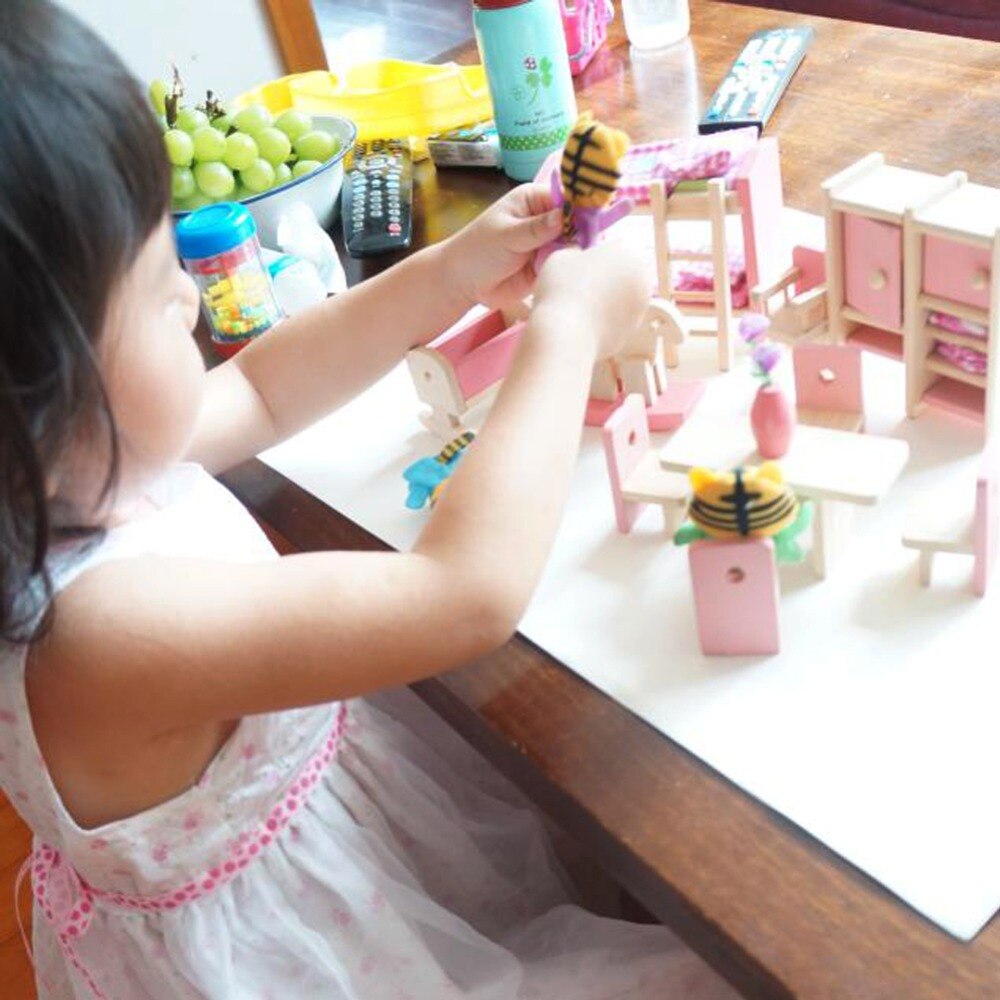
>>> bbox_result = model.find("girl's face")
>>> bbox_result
[57,216,204,521]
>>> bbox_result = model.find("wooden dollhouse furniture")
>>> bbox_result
[792,342,865,432]
[659,412,910,578]
[648,137,788,373]
[901,451,998,596]
[821,153,966,359]
[904,182,1000,436]
[407,308,525,440]
[602,394,690,535]
[588,298,706,431]
[751,240,827,338]
[688,538,781,655]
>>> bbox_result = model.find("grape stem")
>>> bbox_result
[164,63,184,128]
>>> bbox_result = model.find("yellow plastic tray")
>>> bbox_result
[235,61,493,142]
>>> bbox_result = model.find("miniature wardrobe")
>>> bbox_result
[821,153,1000,440]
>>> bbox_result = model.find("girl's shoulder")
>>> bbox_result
[50,463,277,593]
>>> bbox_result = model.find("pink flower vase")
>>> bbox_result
[750,383,795,459]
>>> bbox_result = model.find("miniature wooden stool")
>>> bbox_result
[688,538,781,656]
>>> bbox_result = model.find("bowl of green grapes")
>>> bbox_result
[155,77,356,246]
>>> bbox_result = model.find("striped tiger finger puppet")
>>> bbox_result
[673,462,813,563]
[550,112,634,250]
[403,432,475,510]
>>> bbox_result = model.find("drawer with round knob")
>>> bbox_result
[923,236,992,311]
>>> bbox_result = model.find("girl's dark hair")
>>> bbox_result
[0,0,169,642]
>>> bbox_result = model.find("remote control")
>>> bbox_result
[698,26,814,135]
[341,138,413,257]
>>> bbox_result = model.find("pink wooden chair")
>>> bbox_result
[602,394,689,534]
[689,538,781,655]
[902,449,998,596]
[793,342,865,432]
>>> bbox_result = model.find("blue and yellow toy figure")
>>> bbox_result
[403,432,476,510]
[673,462,812,563]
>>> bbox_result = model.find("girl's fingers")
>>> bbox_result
[503,208,562,253]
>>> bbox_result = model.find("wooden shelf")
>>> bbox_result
[846,325,904,360]
[922,376,985,423]
[925,354,987,389]
[918,293,989,326]
[924,325,988,352]
[841,305,903,335]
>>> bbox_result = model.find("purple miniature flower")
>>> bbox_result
[751,341,783,384]
[738,313,771,344]
[524,56,537,70]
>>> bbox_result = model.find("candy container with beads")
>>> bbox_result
[537,112,634,267]
[403,432,476,510]
[673,462,812,563]
[176,203,284,358]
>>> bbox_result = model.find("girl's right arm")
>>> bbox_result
[30,243,647,733]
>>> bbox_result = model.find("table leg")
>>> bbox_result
[811,498,854,579]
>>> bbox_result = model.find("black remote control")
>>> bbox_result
[341,138,413,257]
[698,27,814,135]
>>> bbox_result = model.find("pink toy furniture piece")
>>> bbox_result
[407,308,525,440]
[650,136,788,372]
[688,538,781,655]
[602,394,689,534]
[751,238,828,337]
[901,449,998,596]
[561,0,613,76]
[792,342,865,432]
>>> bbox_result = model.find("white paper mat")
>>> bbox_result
[259,210,1000,940]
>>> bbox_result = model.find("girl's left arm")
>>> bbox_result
[185,184,561,473]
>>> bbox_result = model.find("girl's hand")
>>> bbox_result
[532,240,649,360]
[444,183,563,312]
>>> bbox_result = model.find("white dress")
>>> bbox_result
[0,464,739,999]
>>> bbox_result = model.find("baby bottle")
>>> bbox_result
[176,203,284,358]
[473,0,578,182]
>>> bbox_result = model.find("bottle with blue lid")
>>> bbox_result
[473,0,578,182]
[175,203,283,357]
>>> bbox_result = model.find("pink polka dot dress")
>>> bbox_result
[0,465,739,999]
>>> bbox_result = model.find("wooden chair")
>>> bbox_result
[793,342,865,433]
[602,395,689,535]
[901,450,998,596]
[689,538,781,655]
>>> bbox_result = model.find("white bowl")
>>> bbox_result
[173,114,356,248]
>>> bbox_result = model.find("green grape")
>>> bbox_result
[241,158,276,194]
[157,114,168,132]
[149,78,169,115]
[211,112,233,134]
[293,129,337,163]
[255,127,291,166]
[274,162,292,187]
[194,161,235,199]
[231,184,252,202]
[191,126,226,162]
[223,132,258,171]
[173,191,212,213]
[291,159,322,179]
[233,103,273,136]
[163,128,194,167]
[274,109,313,143]
[175,106,209,133]
[171,165,196,201]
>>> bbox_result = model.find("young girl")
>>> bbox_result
[0,3,739,997]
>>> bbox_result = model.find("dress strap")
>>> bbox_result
[19,703,347,998]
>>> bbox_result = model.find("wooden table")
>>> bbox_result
[220,4,1000,997]
[659,417,910,575]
